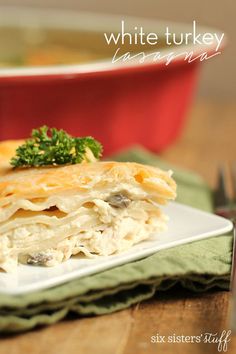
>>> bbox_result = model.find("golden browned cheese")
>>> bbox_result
[0,140,176,202]
[0,140,24,176]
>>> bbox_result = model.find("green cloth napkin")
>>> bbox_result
[0,147,233,333]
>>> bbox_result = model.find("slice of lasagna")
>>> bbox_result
[0,142,176,272]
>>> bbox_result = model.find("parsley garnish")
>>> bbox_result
[10,126,103,168]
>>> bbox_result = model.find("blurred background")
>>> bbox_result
[0,0,235,188]
[0,0,235,99]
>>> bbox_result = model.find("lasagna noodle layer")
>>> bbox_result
[0,152,176,272]
[0,198,167,272]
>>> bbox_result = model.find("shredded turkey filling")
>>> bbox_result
[0,192,167,272]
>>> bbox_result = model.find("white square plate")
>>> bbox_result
[0,202,233,295]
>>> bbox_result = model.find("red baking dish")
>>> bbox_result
[0,8,224,155]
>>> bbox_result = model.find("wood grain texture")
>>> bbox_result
[1,100,236,353]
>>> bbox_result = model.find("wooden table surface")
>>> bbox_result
[1,100,236,353]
